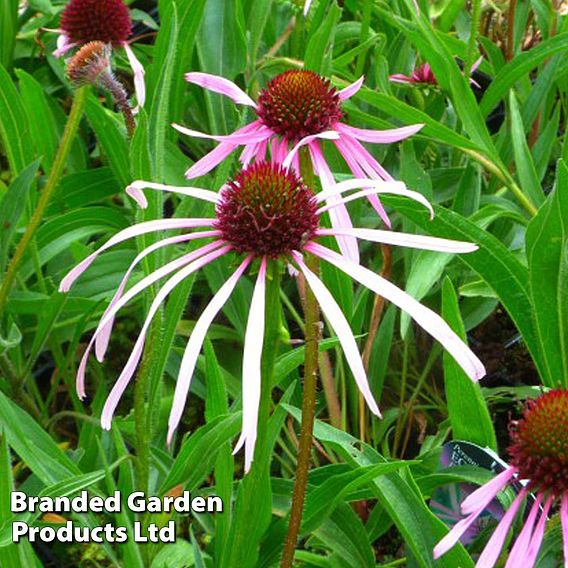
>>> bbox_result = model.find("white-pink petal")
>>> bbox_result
[167,256,253,443]
[95,231,220,361]
[233,258,267,472]
[123,42,146,112]
[303,0,313,16]
[75,241,226,399]
[336,122,424,144]
[282,131,340,170]
[562,495,568,566]
[308,242,486,381]
[337,76,365,101]
[172,121,270,145]
[59,218,214,292]
[316,228,478,253]
[100,246,231,429]
[185,72,257,107]
[293,252,381,417]
[53,34,76,58]
[126,180,220,208]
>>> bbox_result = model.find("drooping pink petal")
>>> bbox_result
[75,241,226,399]
[315,178,433,218]
[126,180,220,208]
[123,42,146,112]
[172,121,270,144]
[524,496,552,568]
[53,34,77,57]
[389,74,413,84]
[336,134,395,181]
[185,72,257,107]
[307,242,486,381]
[504,493,543,568]
[309,140,359,263]
[562,495,568,566]
[59,218,214,292]
[167,256,253,443]
[475,489,528,568]
[232,258,267,472]
[293,252,381,416]
[332,136,391,226]
[337,76,364,101]
[271,138,289,165]
[95,231,220,361]
[254,138,269,164]
[185,141,239,179]
[282,131,340,170]
[461,468,517,515]
[434,502,488,559]
[336,122,424,144]
[316,228,478,253]
[100,246,231,429]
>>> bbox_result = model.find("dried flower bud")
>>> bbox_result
[67,41,111,86]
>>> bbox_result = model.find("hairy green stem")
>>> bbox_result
[281,147,321,568]
[0,86,88,316]
[465,0,482,78]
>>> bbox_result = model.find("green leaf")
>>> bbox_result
[0,0,17,69]
[85,96,131,187]
[0,64,34,176]
[304,1,342,75]
[442,278,497,449]
[509,91,544,208]
[525,160,568,387]
[0,160,40,272]
[480,32,568,117]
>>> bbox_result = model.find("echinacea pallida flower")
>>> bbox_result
[175,69,424,262]
[54,0,145,110]
[60,163,485,472]
[434,389,568,568]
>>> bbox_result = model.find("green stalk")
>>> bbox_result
[280,147,321,568]
[0,86,88,316]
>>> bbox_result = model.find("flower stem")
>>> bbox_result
[281,147,321,568]
[0,86,88,317]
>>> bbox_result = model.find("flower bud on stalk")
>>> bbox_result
[67,41,135,137]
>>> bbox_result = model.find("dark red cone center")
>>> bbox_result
[508,389,568,495]
[215,162,319,258]
[256,70,343,142]
[61,0,132,44]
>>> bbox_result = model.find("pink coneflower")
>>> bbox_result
[175,69,424,261]
[390,63,438,86]
[59,162,485,472]
[53,0,145,109]
[434,388,568,568]
[390,59,482,89]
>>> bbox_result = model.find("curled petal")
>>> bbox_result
[123,42,146,112]
[233,258,267,472]
[59,218,214,292]
[282,130,340,170]
[309,140,359,263]
[167,256,253,443]
[126,180,220,208]
[185,72,257,107]
[336,122,424,144]
[293,252,381,417]
[307,242,486,381]
[75,241,226,399]
[316,228,478,253]
[100,246,231,429]
[95,231,220,361]
[338,76,364,101]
